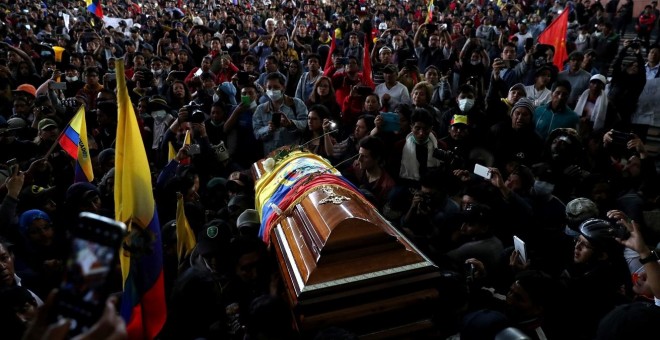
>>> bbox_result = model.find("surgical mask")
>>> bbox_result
[470,59,480,66]
[458,98,474,112]
[152,110,167,120]
[266,89,283,101]
[392,43,399,50]
[258,42,264,47]
[577,34,585,41]
[532,180,555,197]
[225,43,233,49]
[241,95,256,109]
[65,76,78,82]
[152,69,162,76]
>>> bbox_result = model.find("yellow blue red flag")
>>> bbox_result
[115,58,166,339]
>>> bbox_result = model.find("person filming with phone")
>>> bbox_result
[252,72,308,155]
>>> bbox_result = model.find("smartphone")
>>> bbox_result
[25,24,31,30]
[513,235,527,265]
[49,82,67,90]
[525,37,534,51]
[55,213,126,336]
[194,68,203,77]
[610,130,634,145]
[6,158,18,175]
[237,71,250,84]
[473,163,491,180]
[271,112,282,127]
[106,73,116,81]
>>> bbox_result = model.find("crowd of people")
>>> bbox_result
[1,0,660,339]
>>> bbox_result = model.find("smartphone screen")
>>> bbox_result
[56,213,125,335]
[473,163,491,180]
[513,235,527,264]
[271,112,281,127]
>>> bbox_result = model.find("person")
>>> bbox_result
[557,51,592,109]
[644,45,660,79]
[533,80,579,141]
[561,218,632,339]
[350,136,395,209]
[300,105,333,158]
[573,74,609,137]
[252,72,308,155]
[489,98,544,169]
[0,238,43,306]
[524,66,552,107]
[294,54,323,101]
[607,40,647,128]
[399,108,442,185]
[323,114,375,171]
[374,64,411,112]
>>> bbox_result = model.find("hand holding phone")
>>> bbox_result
[473,163,491,180]
[55,212,126,336]
[271,112,282,127]
[513,235,527,265]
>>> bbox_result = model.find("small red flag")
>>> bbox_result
[324,32,336,76]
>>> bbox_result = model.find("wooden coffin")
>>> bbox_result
[252,154,443,337]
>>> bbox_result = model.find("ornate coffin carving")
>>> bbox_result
[253,150,442,337]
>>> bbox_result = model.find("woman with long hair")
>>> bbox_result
[300,104,334,158]
[307,76,342,125]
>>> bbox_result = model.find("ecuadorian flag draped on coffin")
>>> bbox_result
[254,150,370,244]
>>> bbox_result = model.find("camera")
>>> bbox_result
[417,191,433,212]
[182,102,206,123]
[610,130,634,146]
[433,148,460,167]
[404,58,418,69]
[630,38,642,50]
[188,144,201,155]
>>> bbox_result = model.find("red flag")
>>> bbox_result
[323,32,336,76]
[362,33,375,89]
[538,9,569,71]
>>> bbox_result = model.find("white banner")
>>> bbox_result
[63,13,70,31]
[102,17,134,33]
[632,78,660,127]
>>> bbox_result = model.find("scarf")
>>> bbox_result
[400,133,442,181]
[574,89,608,131]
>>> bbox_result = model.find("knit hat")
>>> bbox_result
[19,209,51,236]
[509,83,527,95]
[511,97,535,114]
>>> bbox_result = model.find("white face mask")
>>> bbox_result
[266,89,283,101]
[152,69,162,76]
[225,43,233,49]
[577,34,585,41]
[66,76,78,82]
[458,98,475,112]
[470,59,480,66]
[152,110,167,120]
[392,43,399,50]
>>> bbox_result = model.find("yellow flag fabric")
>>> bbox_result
[175,193,196,264]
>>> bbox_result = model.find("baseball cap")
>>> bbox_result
[509,83,527,95]
[382,64,398,74]
[450,114,469,126]
[13,84,37,98]
[38,118,58,131]
[589,74,607,85]
[195,219,232,256]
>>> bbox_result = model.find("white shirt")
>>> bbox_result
[374,82,411,111]
[15,274,44,306]
[645,62,659,80]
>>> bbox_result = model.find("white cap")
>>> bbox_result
[590,74,607,85]
[192,16,203,26]
[378,22,388,30]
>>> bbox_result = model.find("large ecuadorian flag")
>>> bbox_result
[57,105,94,183]
[115,59,166,339]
